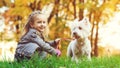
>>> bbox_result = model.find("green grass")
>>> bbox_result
[0,56,120,68]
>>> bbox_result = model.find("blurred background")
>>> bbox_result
[0,0,120,61]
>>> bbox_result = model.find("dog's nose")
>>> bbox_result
[73,32,77,35]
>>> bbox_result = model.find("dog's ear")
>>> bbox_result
[82,17,91,29]
[66,21,72,28]
[82,17,88,24]
[73,18,79,23]
[82,17,92,36]
[66,18,79,30]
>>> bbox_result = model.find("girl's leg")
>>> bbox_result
[19,43,39,58]
[38,51,47,59]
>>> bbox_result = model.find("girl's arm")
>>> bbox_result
[27,30,58,56]
[46,38,61,49]
[46,40,57,48]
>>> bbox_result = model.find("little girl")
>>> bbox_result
[14,11,61,61]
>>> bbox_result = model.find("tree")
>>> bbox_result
[87,0,120,56]
[79,0,84,20]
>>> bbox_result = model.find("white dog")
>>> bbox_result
[66,18,91,63]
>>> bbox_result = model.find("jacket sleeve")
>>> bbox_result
[27,31,57,56]
[45,40,57,48]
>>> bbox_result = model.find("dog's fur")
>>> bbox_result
[66,18,91,62]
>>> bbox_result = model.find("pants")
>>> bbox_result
[15,43,47,61]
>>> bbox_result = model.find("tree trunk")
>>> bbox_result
[48,0,60,23]
[55,0,59,24]
[89,11,95,56]
[72,0,76,19]
[2,0,7,6]
[94,11,101,57]
[37,0,42,10]
[29,0,36,11]
[54,0,60,38]
[94,21,99,57]
[79,0,84,20]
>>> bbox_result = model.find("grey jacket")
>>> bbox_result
[15,28,57,59]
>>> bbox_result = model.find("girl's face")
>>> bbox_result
[32,14,47,32]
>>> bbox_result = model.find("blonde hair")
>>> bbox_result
[22,11,49,38]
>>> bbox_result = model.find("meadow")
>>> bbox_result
[0,55,120,68]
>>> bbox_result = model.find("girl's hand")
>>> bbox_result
[54,38,61,49]
[55,49,61,56]
[55,38,61,44]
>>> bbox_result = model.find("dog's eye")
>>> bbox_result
[79,27,82,30]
